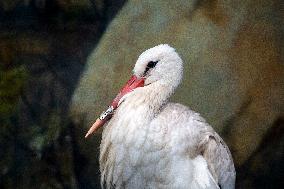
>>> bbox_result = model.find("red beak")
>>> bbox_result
[85,75,145,138]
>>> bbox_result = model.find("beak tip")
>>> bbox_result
[84,118,103,139]
[85,131,90,138]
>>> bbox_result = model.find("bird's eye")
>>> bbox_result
[143,61,159,76]
[147,61,158,68]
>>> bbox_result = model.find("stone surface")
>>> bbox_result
[71,0,284,188]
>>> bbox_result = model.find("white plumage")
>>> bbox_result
[96,44,235,189]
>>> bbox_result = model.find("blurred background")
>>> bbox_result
[0,0,283,189]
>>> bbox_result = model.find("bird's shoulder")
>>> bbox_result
[158,102,212,131]
[154,103,214,155]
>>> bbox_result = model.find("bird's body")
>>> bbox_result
[87,44,236,189]
[101,102,234,189]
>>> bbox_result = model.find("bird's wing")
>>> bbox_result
[199,132,236,189]
[190,155,220,189]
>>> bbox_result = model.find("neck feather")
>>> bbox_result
[120,81,175,116]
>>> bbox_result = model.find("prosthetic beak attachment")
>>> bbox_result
[85,75,145,138]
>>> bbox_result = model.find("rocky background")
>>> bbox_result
[1,0,283,189]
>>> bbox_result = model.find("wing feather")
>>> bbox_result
[200,133,236,189]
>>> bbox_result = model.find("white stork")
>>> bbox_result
[85,44,236,189]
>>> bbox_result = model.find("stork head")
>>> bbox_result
[85,44,183,138]
[134,44,183,89]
